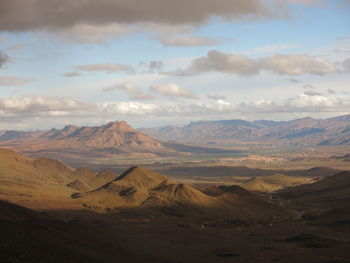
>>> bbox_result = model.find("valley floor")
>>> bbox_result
[1,208,350,263]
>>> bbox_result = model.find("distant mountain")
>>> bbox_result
[0,121,176,160]
[139,114,350,146]
[0,130,38,141]
[0,121,238,161]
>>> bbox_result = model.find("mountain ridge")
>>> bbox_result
[139,114,350,146]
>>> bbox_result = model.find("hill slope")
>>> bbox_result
[0,147,118,209]
[277,171,350,209]
[74,166,293,220]
[240,174,314,193]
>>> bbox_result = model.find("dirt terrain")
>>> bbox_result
[0,147,350,262]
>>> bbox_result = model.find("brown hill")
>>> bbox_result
[240,177,281,193]
[67,179,91,192]
[74,166,293,220]
[277,171,350,209]
[262,173,313,187]
[240,174,314,193]
[0,147,119,209]
[0,147,78,209]
[0,147,114,210]
[67,168,118,191]
[33,158,74,184]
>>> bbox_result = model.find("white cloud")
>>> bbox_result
[150,83,198,99]
[261,54,339,75]
[63,72,81,77]
[0,95,90,117]
[97,101,157,115]
[302,84,315,89]
[169,50,342,76]
[0,76,34,86]
[207,94,227,100]
[243,43,300,54]
[343,58,350,71]
[59,23,130,43]
[76,63,134,73]
[158,35,220,47]
[327,88,337,94]
[104,82,154,100]
[0,93,349,129]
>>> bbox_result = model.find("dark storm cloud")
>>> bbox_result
[0,0,286,31]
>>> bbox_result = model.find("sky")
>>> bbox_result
[0,0,350,130]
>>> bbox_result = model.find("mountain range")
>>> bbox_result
[0,121,171,155]
[0,121,238,162]
[139,114,350,146]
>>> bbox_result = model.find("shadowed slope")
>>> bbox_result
[75,166,293,220]
[279,171,350,198]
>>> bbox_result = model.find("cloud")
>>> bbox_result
[207,94,227,100]
[104,82,154,100]
[150,83,197,99]
[0,95,91,117]
[244,43,299,54]
[304,90,323,96]
[302,84,315,89]
[5,42,25,52]
[63,72,81,77]
[238,94,348,114]
[327,88,337,94]
[158,35,220,47]
[343,58,350,71]
[1,93,349,129]
[289,78,300,83]
[97,101,157,115]
[0,51,8,68]
[0,76,34,86]
[261,54,339,75]
[168,50,341,76]
[58,23,130,43]
[139,61,163,73]
[0,95,156,120]
[76,63,134,73]
[0,0,291,32]
[283,0,320,5]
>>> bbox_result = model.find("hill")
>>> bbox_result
[139,114,350,146]
[277,171,350,209]
[239,174,314,193]
[0,147,118,209]
[240,177,282,193]
[74,166,292,220]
